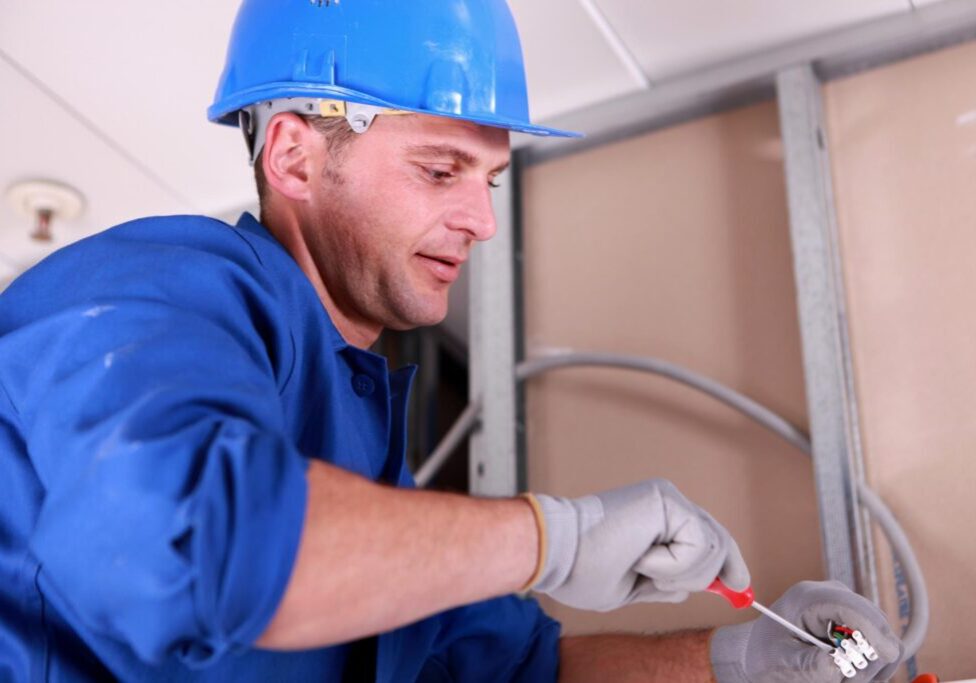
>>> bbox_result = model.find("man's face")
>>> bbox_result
[300,113,510,334]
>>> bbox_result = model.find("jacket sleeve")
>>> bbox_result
[15,235,307,668]
[421,595,562,682]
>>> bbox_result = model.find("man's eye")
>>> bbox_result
[488,179,501,189]
[426,168,454,182]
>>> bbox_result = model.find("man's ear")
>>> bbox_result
[262,113,316,202]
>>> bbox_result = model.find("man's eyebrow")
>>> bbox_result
[405,144,510,174]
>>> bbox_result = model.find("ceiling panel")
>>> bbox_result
[0,2,256,216]
[0,55,184,289]
[509,0,645,121]
[597,0,911,81]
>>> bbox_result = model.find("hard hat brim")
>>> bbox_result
[207,84,582,139]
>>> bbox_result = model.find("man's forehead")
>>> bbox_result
[403,142,510,172]
[391,114,511,168]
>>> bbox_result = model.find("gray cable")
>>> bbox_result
[856,483,928,657]
[516,352,812,456]
[415,399,481,488]
[416,350,928,656]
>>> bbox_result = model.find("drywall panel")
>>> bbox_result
[825,39,976,682]
[521,101,824,635]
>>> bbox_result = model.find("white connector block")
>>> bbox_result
[831,648,857,678]
[841,639,869,670]
[852,631,879,662]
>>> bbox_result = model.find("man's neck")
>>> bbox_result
[262,211,381,349]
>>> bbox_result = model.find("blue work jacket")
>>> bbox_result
[0,213,560,682]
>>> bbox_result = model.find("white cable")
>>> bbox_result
[751,601,834,652]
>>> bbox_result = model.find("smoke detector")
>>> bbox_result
[5,179,85,242]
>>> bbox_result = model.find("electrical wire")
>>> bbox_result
[416,349,929,657]
[414,398,481,488]
[516,352,812,456]
[856,483,928,657]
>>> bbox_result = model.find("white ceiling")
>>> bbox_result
[0,0,925,290]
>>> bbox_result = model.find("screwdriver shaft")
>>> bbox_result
[751,601,833,653]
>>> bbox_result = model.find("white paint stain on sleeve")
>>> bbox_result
[83,305,117,318]
[101,343,138,370]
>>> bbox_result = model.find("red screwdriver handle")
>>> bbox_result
[707,578,755,609]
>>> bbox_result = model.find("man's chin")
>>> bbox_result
[386,302,448,331]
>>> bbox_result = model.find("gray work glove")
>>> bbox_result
[528,478,750,611]
[710,580,904,683]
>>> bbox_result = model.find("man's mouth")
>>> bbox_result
[416,253,465,283]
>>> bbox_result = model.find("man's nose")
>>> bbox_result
[445,182,497,242]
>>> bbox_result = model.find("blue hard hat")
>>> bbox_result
[208,0,580,139]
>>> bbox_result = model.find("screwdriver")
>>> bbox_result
[707,579,834,654]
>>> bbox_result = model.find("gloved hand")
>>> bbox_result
[525,478,749,611]
[710,580,904,683]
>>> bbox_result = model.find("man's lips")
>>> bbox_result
[416,253,466,283]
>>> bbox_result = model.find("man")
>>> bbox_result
[0,1,903,681]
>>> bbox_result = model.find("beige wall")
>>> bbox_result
[521,101,825,635]
[825,40,976,681]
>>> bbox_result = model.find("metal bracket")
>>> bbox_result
[468,169,519,496]
[776,64,876,597]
